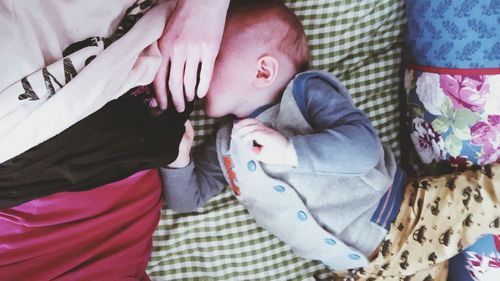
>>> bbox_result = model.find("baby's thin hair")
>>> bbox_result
[227,0,310,72]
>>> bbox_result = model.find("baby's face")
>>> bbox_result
[204,29,265,118]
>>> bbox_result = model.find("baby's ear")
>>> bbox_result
[254,55,279,88]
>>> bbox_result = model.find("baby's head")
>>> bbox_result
[205,0,309,118]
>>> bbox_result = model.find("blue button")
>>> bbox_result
[349,254,361,260]
[273,185,286,193]
[325,238,336,245]
[297,211,308,221]
[247,160,256,171]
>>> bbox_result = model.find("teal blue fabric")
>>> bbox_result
[406,0,499,68]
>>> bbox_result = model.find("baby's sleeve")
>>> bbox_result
[289,76,383,174]
[159,131,227,213]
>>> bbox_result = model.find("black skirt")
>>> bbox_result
[0,85,192,208]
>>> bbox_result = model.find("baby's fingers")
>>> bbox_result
[184,120,194,140]
[232,123,264,139]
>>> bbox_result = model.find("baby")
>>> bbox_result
[161,0,499,279]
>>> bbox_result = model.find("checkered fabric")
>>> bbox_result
[147,0,406,280]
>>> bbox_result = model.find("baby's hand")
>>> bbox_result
[232,118,298,166]
[168,120,194,168]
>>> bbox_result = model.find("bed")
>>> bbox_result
[147,0,406,279]
[2,0,497,279]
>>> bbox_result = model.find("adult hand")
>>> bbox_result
[154,0,230,112]
[232,118,299,167]
[168,120,194,168]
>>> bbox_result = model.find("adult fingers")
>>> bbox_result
[196,50,217,99]
[183,54,200,102]
[153,59,170,110]
[168,53,186,112]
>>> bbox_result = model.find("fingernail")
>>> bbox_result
[149,98,158,108]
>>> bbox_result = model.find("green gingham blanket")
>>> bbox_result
[147,0,406,280]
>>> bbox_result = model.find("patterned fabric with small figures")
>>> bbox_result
[405,1,500,280]
[331,165,500,281]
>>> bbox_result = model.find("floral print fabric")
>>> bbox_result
[406,69,500,169]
